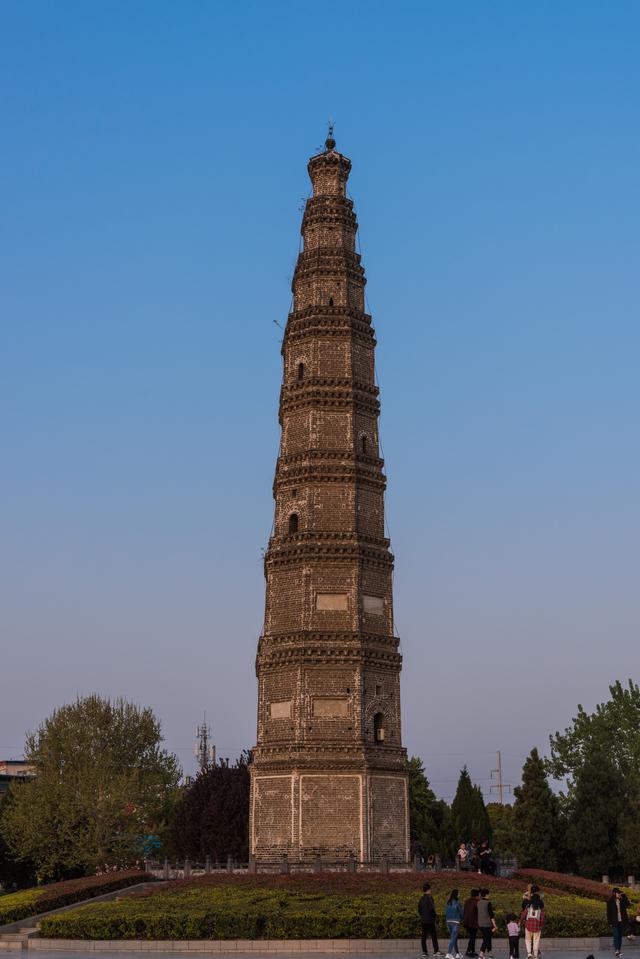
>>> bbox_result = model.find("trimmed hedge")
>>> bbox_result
[0,870,148,926]
[40,883,612,940]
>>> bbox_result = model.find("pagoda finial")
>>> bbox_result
[325,119,336,152]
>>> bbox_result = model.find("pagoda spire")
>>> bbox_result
[325,120,336,152]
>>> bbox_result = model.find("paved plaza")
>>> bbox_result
[18,952,624,959]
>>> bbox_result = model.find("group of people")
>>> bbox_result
[456,840,497,876]
[419,882,640,959]
[418,883,545,959]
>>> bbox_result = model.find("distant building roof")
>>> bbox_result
[0,760,36,794]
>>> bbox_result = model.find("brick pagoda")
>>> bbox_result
[249,131,409,864]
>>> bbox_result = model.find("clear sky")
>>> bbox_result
[1,1,638,801]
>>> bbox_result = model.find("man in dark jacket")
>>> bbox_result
[607,889,630,957]
[463,888,480,957]
[419,882,443,957]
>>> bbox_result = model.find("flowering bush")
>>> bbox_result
[0,870,148,926]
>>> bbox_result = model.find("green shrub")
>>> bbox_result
[0,870,147,926]
[39,883,611,940]
[0,889,41,926]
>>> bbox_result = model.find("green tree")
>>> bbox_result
[0,695,180,879]
[451,767,492,844]
[434,799,457,861]
[548,680,640,780]
[407,756,441,858]
[565,746,624,878]
[618,774,640,874]
[512,748,561,869]
[170,754,250,861]
[547,680,640,877]
[0,794,35,888]
[486,802,516,858]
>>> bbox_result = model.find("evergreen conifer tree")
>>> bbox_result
[487,802,516,858]
[566,746,623,878]
[512,747,561,869]
[407,756,441,859]
[451,767,492,844]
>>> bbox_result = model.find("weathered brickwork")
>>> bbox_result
[249,133,409,863]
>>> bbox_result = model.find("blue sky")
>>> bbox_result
[1,1,638,799]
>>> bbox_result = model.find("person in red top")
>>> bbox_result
[521,893,545,959]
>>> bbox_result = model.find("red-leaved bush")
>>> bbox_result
[513,868,618,901]
[37,869,149,909]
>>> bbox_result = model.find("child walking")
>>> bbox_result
[506,913,520,959]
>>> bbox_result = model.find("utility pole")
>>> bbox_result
[195,713,216,772]
[489,750,512,804]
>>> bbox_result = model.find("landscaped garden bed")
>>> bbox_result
[0,870,148,926]
[39,871,618,940]
[512,868,620,901]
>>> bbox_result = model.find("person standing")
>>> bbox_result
[522,893,545,959]
[463,888,480,958]
[479,840,494,875]
[506,912,520,959]
[477,888,497,959]
[445,888,464,959]
[457,842,470,871]
[419,881,443,958]
[607,888,629,957]
[521,884,543,914]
